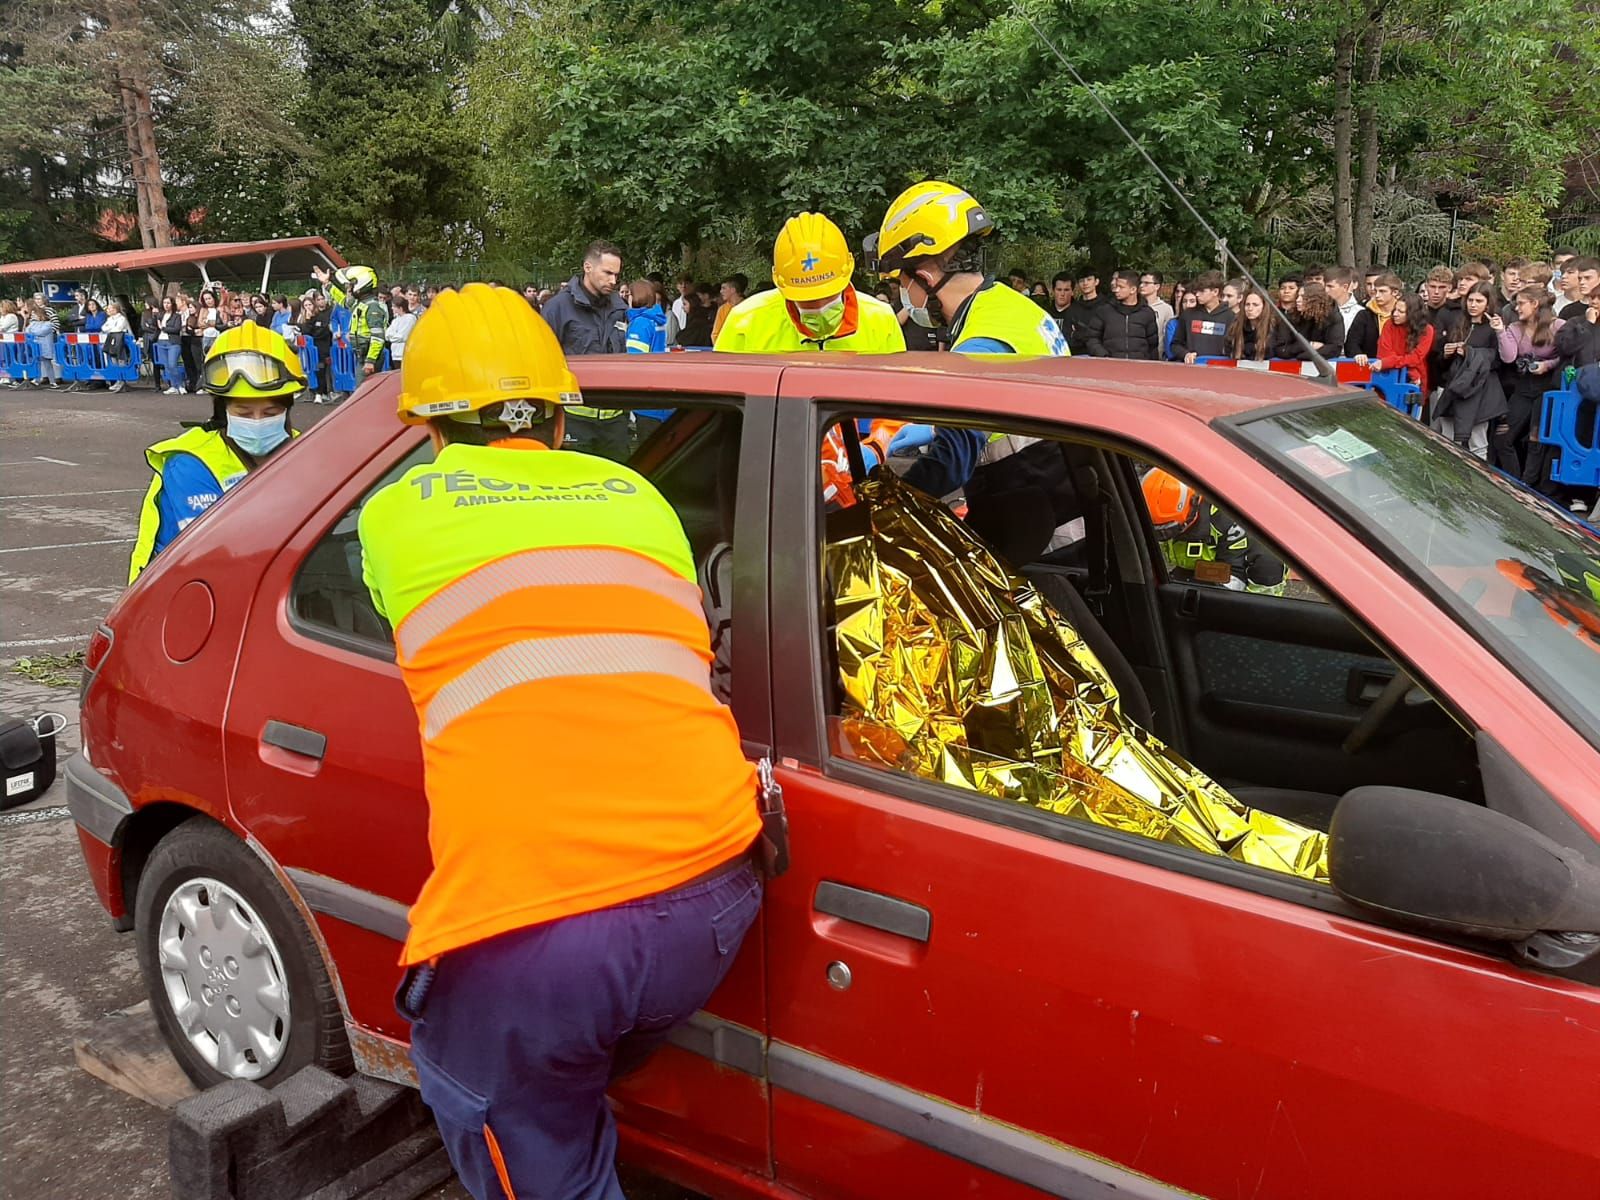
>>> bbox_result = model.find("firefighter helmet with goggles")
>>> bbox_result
[335,265,379,297]
[1141,469,1201,537]
[772,212,855,303]
[201,321,307,400]
[396,283,583,427]
[868,180,994,281]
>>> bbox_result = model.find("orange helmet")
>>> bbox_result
[1142,469,1201,535]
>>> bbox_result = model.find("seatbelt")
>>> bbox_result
[1061,445,1111,608]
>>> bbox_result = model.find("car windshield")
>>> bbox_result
[1233,395,1600,740]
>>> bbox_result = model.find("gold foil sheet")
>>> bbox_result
[828,472,1329,883]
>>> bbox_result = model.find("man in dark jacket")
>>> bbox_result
[538,241,629,457]
[1327,267,1377,358]
[1086,270,1159,359]
[1169,271,1235,362]
[1044,271,1099,356]
[1421,266,1459,396]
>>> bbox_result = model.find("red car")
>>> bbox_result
[70,355,1600,1199]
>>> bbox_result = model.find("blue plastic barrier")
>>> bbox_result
[1,333,41,381]
[1363,367,1423,419]
[329,339,392,393]
[1538,388,1599,487]
[330,339,357,394]
[330,305,351,340]
[293,335,320,386]
[56,333,142,384]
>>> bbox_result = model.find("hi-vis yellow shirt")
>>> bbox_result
[714,287,906,354]
[359,440,759,965]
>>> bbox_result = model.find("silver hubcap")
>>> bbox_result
[157,877,291,1079]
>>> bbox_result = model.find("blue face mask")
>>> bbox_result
[226,411,290,457]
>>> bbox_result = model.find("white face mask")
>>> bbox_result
[899,285,935,328]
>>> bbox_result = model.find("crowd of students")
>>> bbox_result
[0,280,447,402]
[8,252,1596,494]
[993,255,1599,501]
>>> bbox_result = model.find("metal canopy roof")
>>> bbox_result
[0,237,347,283]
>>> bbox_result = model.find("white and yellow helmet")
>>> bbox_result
[867,180,994,281]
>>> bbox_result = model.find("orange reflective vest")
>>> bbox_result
[821,419,905,507]
[359,439,760,966]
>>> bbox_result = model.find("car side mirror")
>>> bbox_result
[1328,787,1600,942]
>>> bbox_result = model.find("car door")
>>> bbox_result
[1147,521,1476,800]
[223,383,779,1177]
[756,364,1600,1200]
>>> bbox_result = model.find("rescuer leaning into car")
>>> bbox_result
[357,283,763,1200]
[127,321,303,582]
[1141,468,1288,595]
[864,180,1070,502]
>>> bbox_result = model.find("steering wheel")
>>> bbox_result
[1342,668,1416,756]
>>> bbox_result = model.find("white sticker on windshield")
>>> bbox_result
[1309,429,1378,463]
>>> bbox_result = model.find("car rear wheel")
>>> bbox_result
[135,817,352,1088]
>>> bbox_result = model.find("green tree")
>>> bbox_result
[1461,193,1553,265]
[468,0,932,272]
[292,0,481,268]
[467,0,1330,277]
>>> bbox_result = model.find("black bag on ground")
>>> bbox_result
[0,713,65,810]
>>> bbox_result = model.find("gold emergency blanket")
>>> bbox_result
[827,472,1329,882]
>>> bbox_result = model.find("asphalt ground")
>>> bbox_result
[0,379,693,1200]
[0,379,335,656]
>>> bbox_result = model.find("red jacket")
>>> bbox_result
[1378,320,1436,397]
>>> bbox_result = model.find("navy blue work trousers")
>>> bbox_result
[399,862,762,1200]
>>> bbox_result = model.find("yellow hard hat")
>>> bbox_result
[397,283,583,426]
[870,180,994,281]
[202,321,307,400]
[772,212,855,302]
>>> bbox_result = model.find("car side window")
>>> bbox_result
[813,411,1488,890]
[291,440,435,647]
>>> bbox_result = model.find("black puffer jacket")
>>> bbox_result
[1086,300,1159,359]
[1555,312,1599,369]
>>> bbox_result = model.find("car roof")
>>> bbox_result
[572,351,1346,423]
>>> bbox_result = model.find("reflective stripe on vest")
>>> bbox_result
[425,632,711,738]
[396,546,704,661]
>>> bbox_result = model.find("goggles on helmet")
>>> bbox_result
[202,349,305,396]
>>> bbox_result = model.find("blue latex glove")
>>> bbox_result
[888,423,937,455]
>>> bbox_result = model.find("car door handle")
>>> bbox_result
[814,881,931,943]
[261,720,327,761]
